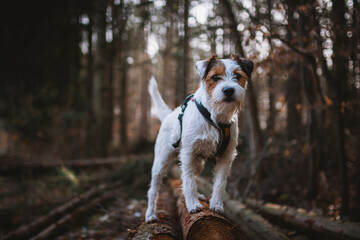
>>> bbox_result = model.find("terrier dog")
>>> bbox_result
[145,54,253,222]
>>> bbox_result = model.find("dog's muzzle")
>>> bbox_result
[223,87,235,102]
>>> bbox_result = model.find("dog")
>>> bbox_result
[145,54,253,222]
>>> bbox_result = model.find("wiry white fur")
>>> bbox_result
[148,76,172,122]
[145,59,246,222]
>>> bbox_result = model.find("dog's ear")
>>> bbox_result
[195,54,218,79]
[231,54,254,78]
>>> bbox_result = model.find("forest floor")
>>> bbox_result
[0,154,358,240]
[0,155,153,239]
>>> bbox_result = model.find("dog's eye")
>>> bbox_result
[211,75,221,82]
[234,73,242,80]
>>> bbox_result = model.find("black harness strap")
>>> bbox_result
[194,101,231,156]
[172,95,232,157]
[172,94,194,148]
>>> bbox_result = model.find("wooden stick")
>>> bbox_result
[170,179,241,240]
[132,185,182,240]
[244,198,360,240]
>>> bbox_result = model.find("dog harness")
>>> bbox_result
[172,94,231,157]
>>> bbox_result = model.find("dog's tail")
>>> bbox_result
[148,76,172,122]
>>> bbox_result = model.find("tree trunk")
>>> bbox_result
[137,1,151,143]
[104,2,116,154]
[176,0,190,105]
[182,0,189,99]
[285,2,301,142]
[219,0,244,56]
[93,0,107,156]
[85,3,95,157]
[267,0,275,133]
[119,55,128,150]
[170,179,240,240]
[162,0,176,108]
[132,185,182,240]
[332,0,349,216]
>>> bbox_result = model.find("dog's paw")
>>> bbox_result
[145,213,157,223]
[187,202,204,214]
[209,203,224,214]
[198,193,207,201]
[145,208,157,223]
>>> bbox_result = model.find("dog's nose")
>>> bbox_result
[223,87,235,96]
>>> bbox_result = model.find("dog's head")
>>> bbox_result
[195,54,253,116]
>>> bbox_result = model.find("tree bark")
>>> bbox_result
[93,0,107,156]
[162,0,176,108]
[267,0,275,133]
[170,179,240,240]
[182,0,189,100]
[132,185,182,240]
[137,1,151,143]
[331,0,350,216]
[85,0,95,157]
[119,52,128,150]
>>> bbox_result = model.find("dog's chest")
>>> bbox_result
[191,128,219,159]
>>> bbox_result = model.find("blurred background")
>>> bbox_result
[0,0,359,237]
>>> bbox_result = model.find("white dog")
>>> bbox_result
[145,54,253,222]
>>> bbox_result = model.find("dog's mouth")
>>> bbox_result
[224,96,235,102]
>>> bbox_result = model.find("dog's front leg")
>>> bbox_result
[145,145,173,222]
[209,155,234,213]
[180,147,203,213]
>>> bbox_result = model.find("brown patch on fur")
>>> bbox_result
[203,54,219,79]
[204,61,225,96]
[231,54,254,78]
[234,69,248,88]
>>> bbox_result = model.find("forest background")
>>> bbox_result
[0,0,359,223]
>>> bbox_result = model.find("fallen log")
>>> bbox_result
[244,198,360,240]
[170,179,241,240]
[132,185,182,240]
[195,177,289,240]
[0,154,152,172]
[29,191,115,240]
[1,180,122,240]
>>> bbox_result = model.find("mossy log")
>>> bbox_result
[132,185,182,240]
[244,198,360,240]
[170,179,242,240]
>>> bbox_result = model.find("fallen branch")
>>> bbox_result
[170,179,241,240]
[196,177,289,240]
[244,198,360,240]
[29,192,115,240]
[132,185,182,240]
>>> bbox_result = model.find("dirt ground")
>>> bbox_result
[56,193,148,240]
